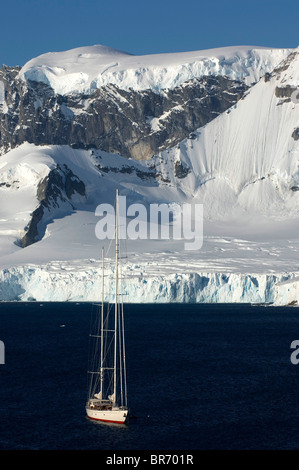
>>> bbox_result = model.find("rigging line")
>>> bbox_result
[118,194,128,408]
[113,187,119,406]
[118,209,123,406]
[87,302,99,398]
[118,303,124,406]
[99,246,105,399]
[121,300,128,408]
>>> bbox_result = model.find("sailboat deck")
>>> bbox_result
[87,399,112,410]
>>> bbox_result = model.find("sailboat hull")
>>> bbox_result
[86,407,128,424]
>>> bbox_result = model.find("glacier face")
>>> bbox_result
[0,261,292,304]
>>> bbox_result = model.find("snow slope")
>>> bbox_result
[159,50,299,219]
[0,142,298,304]
[18,44,293,95]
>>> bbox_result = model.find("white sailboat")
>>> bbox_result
[86,189,129,424]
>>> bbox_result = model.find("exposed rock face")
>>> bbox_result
[0,64,248,247]
[0,66,247,160]
[174,160,191,179]
[292,128,299,141]
[20,164,85,248]
[276,51,298,72]
[275,85,296,98]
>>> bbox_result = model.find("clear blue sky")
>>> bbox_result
[1,0,298,66]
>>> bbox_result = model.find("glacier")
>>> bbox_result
[0,266,285,303]
[0,222,298,303]
[18,44,293,95]
[1,44,299,305]
[0,259,294,304]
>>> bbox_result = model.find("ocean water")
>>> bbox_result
[0,302,299,450]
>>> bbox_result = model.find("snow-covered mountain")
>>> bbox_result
[0,44,299,304]
[18,44,291,94]
[161,49,299,219]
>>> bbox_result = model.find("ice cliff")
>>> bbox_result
[0,259,295,304]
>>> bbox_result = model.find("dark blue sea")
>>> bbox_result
[1,302,299,451]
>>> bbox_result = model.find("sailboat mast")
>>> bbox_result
[99,246,104,400]
[85,186,129,424]
[113,188,119,406]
